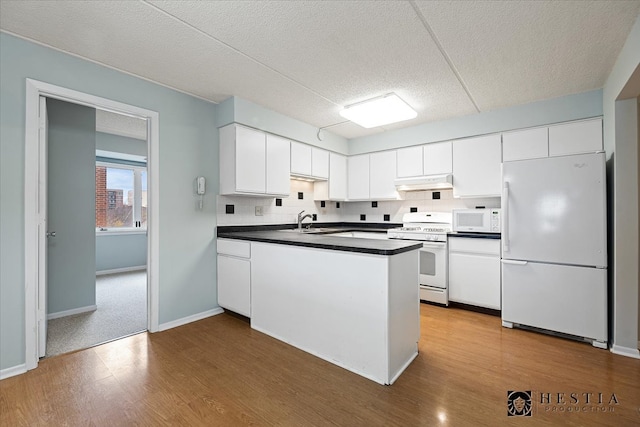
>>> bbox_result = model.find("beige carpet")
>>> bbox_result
[45,270,147,357]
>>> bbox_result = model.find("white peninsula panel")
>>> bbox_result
[250,242,419,385]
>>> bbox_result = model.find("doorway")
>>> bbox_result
[43,99,150,357]
[24,79,159,371]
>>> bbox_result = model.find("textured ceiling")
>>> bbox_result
[96,109,147,141]
[1,1,639,139]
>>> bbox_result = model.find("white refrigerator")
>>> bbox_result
[501,152,608,348]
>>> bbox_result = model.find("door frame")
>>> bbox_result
[24,78,160,371]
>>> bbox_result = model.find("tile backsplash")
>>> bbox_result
[216,180,500,226]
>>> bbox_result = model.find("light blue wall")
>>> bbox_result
[216,96,350,154]
[96,132,147,157]
[96,233,147,272]
[348,90,603,155]
[46,98,97,315]
[602,15,640,352]
[0,32,218,371]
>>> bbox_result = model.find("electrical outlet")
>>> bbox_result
[255,206,263,216]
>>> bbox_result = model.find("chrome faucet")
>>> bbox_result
[297,210,314,231]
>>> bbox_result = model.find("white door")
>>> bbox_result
[347,154,370,200]
[311,148,329,179]
[235,126,266,194]
[452,134,502,197]
[265,134,290,195]
[502,152,607,267]
[502,261,607,342]
[423,141,452,175]
[37,96,48,357]
[328,153,347,200]
[369,151,397,200]
[396,146,423,178]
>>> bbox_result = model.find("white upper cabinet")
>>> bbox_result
[423,141,452,175]
[396,146,424,178]
[452,134,502,198]
[225,125,266,194]
[315,152,347,201]
[291,141,329,180]
[348,154,370,200]
[370,151,398,200]
[397,142,452,177]
[502,127,549,162]
[266,134,291,196]
[548,118,602,157]
[290,141,312,176]
[311,147,329,179]
[219,124,290,197]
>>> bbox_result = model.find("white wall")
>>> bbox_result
[603,15,640,357]
[348,90,603,155]
[216,96,349,155]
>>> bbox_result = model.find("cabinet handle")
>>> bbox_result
[501,259,527,266]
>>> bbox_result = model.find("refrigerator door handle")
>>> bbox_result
[501,259,528,266]
[503,181,510,253]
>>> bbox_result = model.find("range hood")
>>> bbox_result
[394,174,453,191]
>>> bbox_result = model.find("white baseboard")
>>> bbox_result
[0,364,27,380]
[610,344,640,359]
[96,265,146,276]
[158,307,224,332]
[47,304,97,320]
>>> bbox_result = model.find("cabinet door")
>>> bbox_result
[548,118,602,157]
[235,126,266,194]
[328,153,347,200]
[369,151,397,200]
[311,147,329,179]
[423,141,452,175]
[448,252,501,309]
[396,146,423,178]
[348,154,370,200]
[217,254,251,317]
[502,127,548,162]
[452,134,502,198]
[448,238,501,310]
[290,141,312,176]
[266,134,291,196]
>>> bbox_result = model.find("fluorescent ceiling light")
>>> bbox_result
[339,93,417,128]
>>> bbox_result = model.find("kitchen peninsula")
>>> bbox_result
[217,226,422,385]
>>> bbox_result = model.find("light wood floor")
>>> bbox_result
[1,304,639,426]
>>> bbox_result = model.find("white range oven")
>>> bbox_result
[387,212,452,305]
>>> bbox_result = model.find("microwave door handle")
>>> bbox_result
[502,181,509,253]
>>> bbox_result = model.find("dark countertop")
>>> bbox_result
[447,232,502,240]
[217,223,422,256]
[217,222,400,234]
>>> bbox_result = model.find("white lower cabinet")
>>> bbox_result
[217,239,251,317]
[448,237,501,310]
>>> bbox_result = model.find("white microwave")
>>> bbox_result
[453,209,501,233]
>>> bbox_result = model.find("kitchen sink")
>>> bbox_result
[279,227,343,234]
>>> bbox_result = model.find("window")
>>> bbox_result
[96,163,147,230]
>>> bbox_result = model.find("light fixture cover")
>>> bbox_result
[339,93,417,128]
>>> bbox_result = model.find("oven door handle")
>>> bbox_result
[420,242,447,249]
